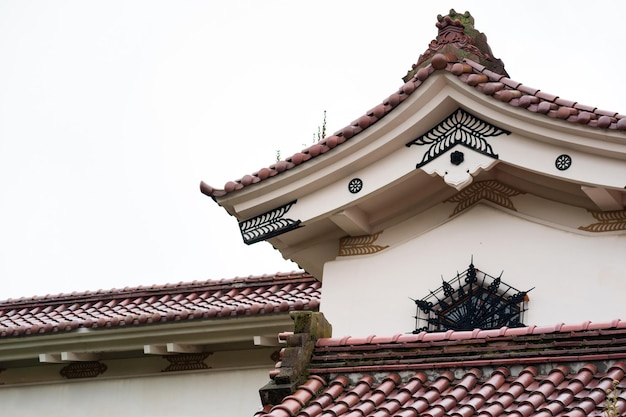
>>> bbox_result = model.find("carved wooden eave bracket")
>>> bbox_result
[581,187,625,212]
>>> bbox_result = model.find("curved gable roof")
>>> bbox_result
[200,10,626,199]
[199,10,626,279]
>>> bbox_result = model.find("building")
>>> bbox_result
[2,9,625,417]
[200,10,626,416]
[0,272,320,415]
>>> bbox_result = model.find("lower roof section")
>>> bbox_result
[257,362,625,417]
[256,320,626,417]
[0,271,319,338]
[0,271,321,375]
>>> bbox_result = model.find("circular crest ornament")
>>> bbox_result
[555,154,572,171]
[348,178,363,194]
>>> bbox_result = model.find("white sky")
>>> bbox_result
[1,1,624,299]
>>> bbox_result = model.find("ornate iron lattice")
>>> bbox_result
[239,200,301,245]
[412,261,532,333]
[406,108,510,168]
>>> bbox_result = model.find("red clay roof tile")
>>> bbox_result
[260,322,626,417]
[0,271,319,338]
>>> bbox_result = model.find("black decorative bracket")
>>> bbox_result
[239,200,302,245]
[60,361,108,379]
[406,108,510,168]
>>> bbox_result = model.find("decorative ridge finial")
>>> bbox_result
[403,10,508,82]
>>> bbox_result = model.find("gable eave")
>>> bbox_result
[0,313,294,364]
[211,72,626,278]
[216,71,626,224]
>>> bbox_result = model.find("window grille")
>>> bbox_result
[412,261,532,333]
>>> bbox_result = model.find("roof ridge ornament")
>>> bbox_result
[404,9,508,82]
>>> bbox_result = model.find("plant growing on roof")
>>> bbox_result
[314,110,327,143]
[604,380,621,417]
[276,111,328,162]
[302,110,328,148]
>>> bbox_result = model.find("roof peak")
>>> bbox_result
[201,11,626,200]
[404,9,508,82]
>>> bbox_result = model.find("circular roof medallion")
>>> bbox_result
[555,154,572,171]
[348,178,363,194]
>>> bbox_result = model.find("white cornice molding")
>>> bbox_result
[0,314,293,362]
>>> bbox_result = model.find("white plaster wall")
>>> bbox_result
[321,204,626,337]
[0,368,269,417]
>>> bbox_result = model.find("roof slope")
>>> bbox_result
[0,271,320,338]
[256,321,626,417]
[201,9,626,198]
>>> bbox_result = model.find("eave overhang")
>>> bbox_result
[214,71,626,277]
[0,314,293,364]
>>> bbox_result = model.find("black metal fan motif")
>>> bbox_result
[412,261,532,333]
[406,108,510,168]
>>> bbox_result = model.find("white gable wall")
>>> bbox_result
[321,204,626,337]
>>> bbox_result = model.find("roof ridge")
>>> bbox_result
[315,320,626,346]
[0,270,313,308]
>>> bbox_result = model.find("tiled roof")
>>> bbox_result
[257,321,626,417]
[0,271,320,338]
[200,11,626,198]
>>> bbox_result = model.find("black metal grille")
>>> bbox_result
[412,262,532,333]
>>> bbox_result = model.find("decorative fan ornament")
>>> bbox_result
[239,200,301,244]
[446,180,523,216]
[406,108,510,168]
[406,109,510,190]
[412,261,532,333]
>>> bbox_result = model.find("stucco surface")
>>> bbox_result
[0,367,268,416]
[322,204,626,337]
